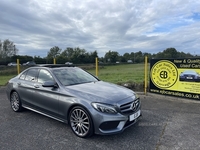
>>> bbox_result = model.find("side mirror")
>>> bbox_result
[42,81,58,88]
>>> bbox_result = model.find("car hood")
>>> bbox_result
[65,81,135,103]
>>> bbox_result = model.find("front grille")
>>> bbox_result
[119,98,140,115]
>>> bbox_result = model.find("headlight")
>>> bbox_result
[134,93,139,99]
[92,103,117,114]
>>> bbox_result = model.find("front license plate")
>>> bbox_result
[129,110,141,121]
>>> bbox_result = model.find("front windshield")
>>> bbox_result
[53,67,99,86]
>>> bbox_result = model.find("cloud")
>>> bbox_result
[0,0,200,57]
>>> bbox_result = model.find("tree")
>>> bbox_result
[130,52,135,63]
[46,46,62,63]
[89,50,98,63]
[123,53,130,62]
[61,47,74,62]
[59,48,98,64]
[163,48,178,58]
[34,56,46,64]
[11,55,33,64]
[104,50,119,63]
[60,47,86,64]
[134,51,143,63]
[47,46,62,59]
[154,48,180,59]
[0,39,18,60]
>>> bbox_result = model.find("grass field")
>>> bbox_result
[87,63,147,84]
[0,63,148,86]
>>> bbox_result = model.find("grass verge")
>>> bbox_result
[0,75,16,86]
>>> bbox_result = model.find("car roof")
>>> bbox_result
[30,64,75,69]
[21,64,76,73]
[35,64,75,68]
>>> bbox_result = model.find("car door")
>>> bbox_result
[33,69,60,117]
[17,68,39,107]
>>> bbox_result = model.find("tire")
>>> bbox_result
[10,91,23,112]
[69,106,94,138]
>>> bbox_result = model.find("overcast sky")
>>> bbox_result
[0,0,200,57]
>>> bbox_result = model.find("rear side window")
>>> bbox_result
[25,69,38,82]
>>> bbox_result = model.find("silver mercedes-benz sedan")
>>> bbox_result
[6,64,141,138]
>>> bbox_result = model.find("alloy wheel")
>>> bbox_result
[10,92,22,112]
[70,107,93,137]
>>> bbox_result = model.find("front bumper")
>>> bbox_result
[92,107,142,135]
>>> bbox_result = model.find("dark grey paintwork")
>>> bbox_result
[6,65,141,137]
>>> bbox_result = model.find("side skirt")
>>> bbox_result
[22,105,67,123]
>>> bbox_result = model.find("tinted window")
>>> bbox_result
[37,69,54,84]
[25,69,38,82]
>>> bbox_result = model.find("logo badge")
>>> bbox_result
[131,102,136,111]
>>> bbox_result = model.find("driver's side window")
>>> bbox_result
[37,69,53,84]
